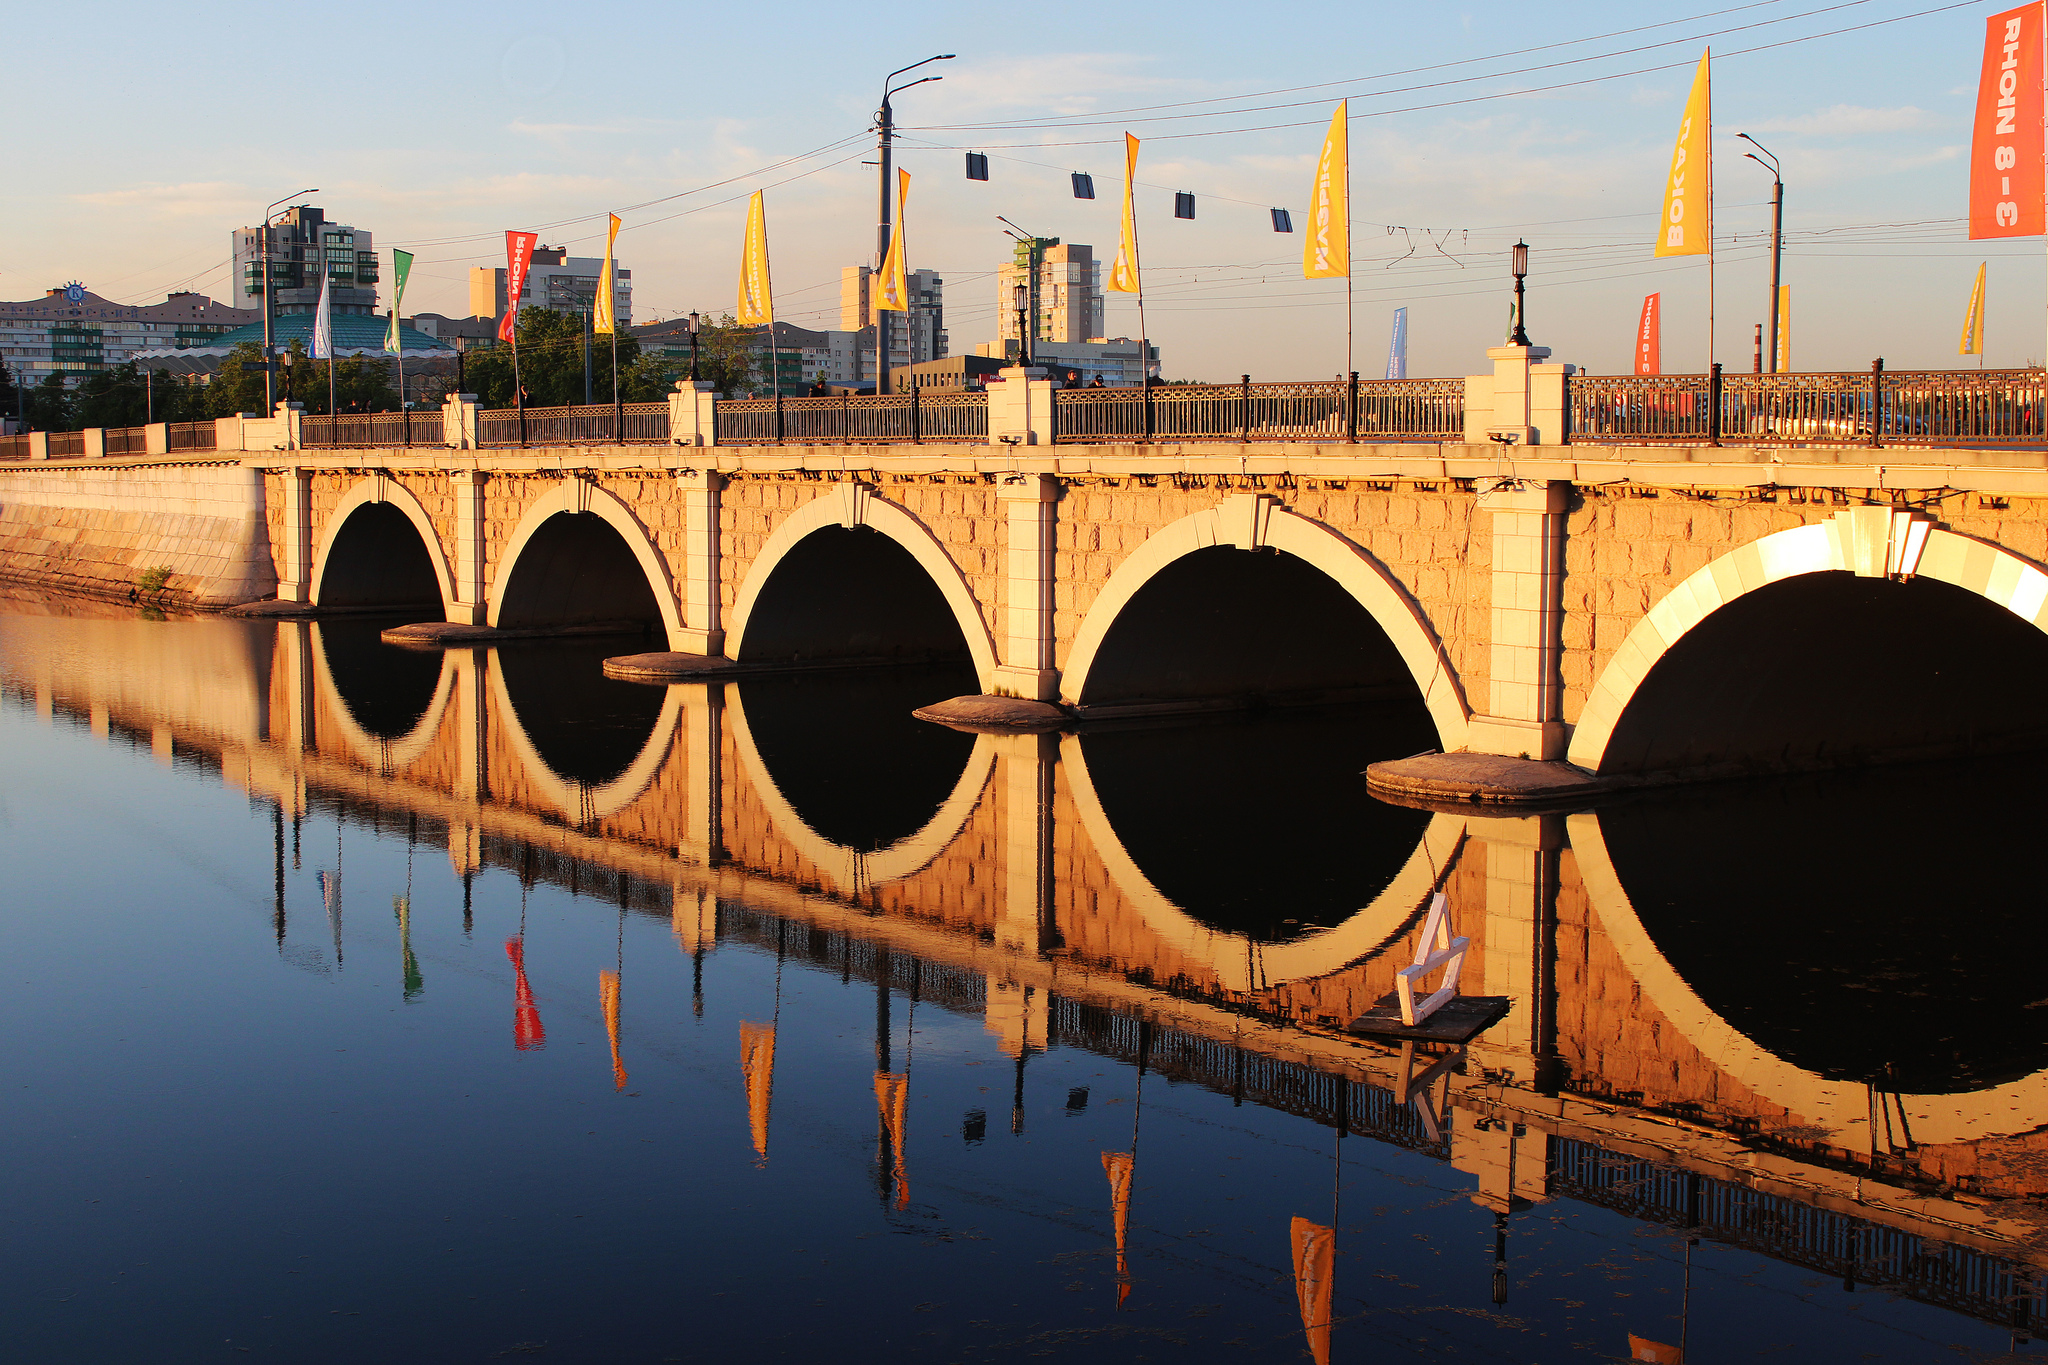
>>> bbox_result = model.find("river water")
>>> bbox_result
[0,592,2041,1363]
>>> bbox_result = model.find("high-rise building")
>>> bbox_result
[997,242,1099,349]
[840,266,945,377]
[230,206,379,316]
[470,247,631,329]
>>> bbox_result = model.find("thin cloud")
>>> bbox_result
[1746,104,1940,137]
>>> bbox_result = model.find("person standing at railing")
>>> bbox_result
[1064,370,1082,389]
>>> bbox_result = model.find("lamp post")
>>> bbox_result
[1738,134,1784,374]
[687,311,701,383]
[1012,283,1031,367]
[1509,240,1531,347]
[260,188,318,413]
[875,54,954,395]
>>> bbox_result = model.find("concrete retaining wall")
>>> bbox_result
[0,460,276,607]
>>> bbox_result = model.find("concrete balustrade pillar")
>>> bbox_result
[675,470,724,655]
[669,380,719,447]
[986,367,1056,446]
[278,467,314,603]
[1466,345,1573,447]
[443,393,478,449]
[992,473,1059,700]
[82,429,106,460]
[447,470,488,624]
[275,401,303,449]
[1468,480,1569,760]
[143,423,169,456]
[26,433,48,461]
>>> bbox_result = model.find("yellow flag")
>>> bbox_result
[1654,52,1712,257]
[1291,1217,1336,1365]
[875,1071,910,1209]
[599,970,626,1091]
[593,213,620,334]
[1108,134,1142,294]
[877,170,911,313]
[1102,1150,1134,1305]
[740,1020,776,1160]
[1303,102,1349,279]
[737,191,774,326]
[1961,263,1987,355]
[1775,284,1791,370]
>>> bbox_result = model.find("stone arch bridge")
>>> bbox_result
[255,432,2048,786]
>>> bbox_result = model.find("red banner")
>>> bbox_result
[498,230,540,342]
[1971,3,2046,239]
[1635,293,1661,374]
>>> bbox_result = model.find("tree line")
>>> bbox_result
[2,308,772,432]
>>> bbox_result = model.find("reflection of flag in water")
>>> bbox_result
[600,970,626,1091]
[1291,1217,1335,1365]
[740,1021,777,1161]
[505,938,545,1050]
[393,896,422,1000]
[1627,1335,1683,1363]
[875,1071,910,1209]
[319,870,342,968]
[1102,1151,1134,1307]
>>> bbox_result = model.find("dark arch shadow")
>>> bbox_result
[1601,572,2048,778]
[496,513,662,634]
[1079,545,1427,711]
[319,620,443,740]
[1600,762,2048,1094]
[1079,706,1434,942]
[738,527,971,665]
[738,663,980,852]
[317,502,441,609]
[494,640,670,787]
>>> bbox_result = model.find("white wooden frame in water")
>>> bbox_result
[1396,893,1470,1026]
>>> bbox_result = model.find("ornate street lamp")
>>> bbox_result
[1012,283,1030,367]
[687,311,701,382]
[1510,240,1531,347]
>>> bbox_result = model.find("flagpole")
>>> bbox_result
[392,310,408,447]
[1707,64,1716,378]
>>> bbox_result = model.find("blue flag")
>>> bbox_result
[1385,307,1407,380]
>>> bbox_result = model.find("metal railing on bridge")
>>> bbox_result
[473,402,671,447]
[711,391,989,444]
[166,421,216,453]
[1568,368,2048,446]
[0,434,32,462]
[304,412,430,448]
[1052,378,1465,443]
[46,431,84,458]
[101,426,151,456]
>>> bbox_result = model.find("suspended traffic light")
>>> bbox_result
[1072,172,1094,200]
[965,152,988,181]
[1271,208,1294,233]
[1174,192,1195,220]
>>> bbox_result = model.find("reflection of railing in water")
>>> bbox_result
[1552,1137,2043,1331]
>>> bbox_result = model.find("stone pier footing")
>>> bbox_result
[602,651,964,684]
[1364,752,1615,809]
[383,621,651,647]
[911,694,1070,733]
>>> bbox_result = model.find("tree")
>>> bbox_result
[682,313,760,396]
[451,309,643,409]
[72,362,195,428]
[205,342,272,419]
[23,374,73,432]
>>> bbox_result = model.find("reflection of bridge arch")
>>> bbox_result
[1568,809,2048,1149]
[309,623,458,770]
[1060,730,1466,995]
[727,685,998,897]
[487,479,685,646]
[485,662,685,824]
[312,476,455,610]
[724,485,1000,689]
[1060,496,1469,750]
[1570,519,2048,773]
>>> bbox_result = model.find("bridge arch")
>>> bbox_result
[1059,731,1466,995]
[485,661,685,823]
[1568,809,2048,1148]
[1061,495,1469,748]
[726,683,999,897]
[488,479,685,646]
[308,621,459,770]
[725,484,999,687]
[1568,514,2048,775]
[311,476,455,611]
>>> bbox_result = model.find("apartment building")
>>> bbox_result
[839,266,945,377]
[0,287,255,385]
[996,242,1100,350]
[230,205,379,316]
[471,247,632,328]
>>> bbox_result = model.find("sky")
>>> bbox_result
[0,0,2032,380]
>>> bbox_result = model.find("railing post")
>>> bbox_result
[1239,374,1250,440]
[774,392,784,444]
[912,384,922,444]
[1871,357,1884,448]
[1143,377,1155,442]
[1347,371,1359,443]
[1708,362,1722,447]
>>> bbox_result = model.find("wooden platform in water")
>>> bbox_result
[1347,994,1511,1044]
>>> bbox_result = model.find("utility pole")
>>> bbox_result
[260,189,318,413]
[1740,135,1784,373]
[876,55,954,395]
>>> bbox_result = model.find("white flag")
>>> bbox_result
[310,270,334,360]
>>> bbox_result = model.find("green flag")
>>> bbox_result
[385,248,414,353]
